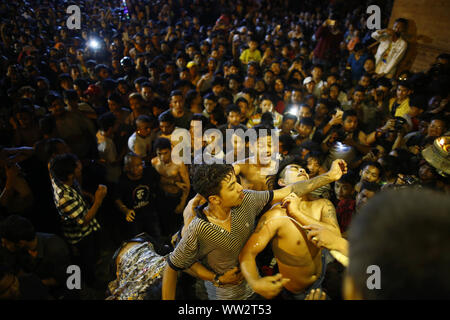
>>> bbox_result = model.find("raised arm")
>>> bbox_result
[271,159,347,205]
[239,210,289,299]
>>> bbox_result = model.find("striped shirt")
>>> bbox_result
[50,178,100,244]
[168,189,273,300]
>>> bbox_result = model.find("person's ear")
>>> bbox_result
[343,274,364,300]
[278,178,286,187]
[208,195,220,205]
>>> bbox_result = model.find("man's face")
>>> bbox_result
[129,98,141,110]
[312,67,322,80]
[297,123,313,138]
[343,116,358,132]
[356,189,375,209]
[170,95,184,112]
[396,85,410,101]
[315,103,328,118]
[270,63,281,75]
[359,76,370,88]
[247,65,257,77]
[157,148,171,164]
[108,99,121,113]
[353,90,364,104]
[393,21,405,35]
[281,118,296,133]
[360,165,380,183]
[136,121,152,138]
[306,158,320,177]
[282,164,309,184]
[255,135,274,163]
[334,181,354,200]
[419,163,435,181]
[364,59,375,73]
[292,90,302,103]
[204,99,216,113]
[50,99,66,116]
[126,157,144,178]
[159,121,174,135]
[227,111,241,127]
[298,106,312,119]
[274,79,284,93]
[427,119,445,137]
[260,100,273,113]
[141,87,153,101]
[264,71,274,85]
[217,173,244,208]
[212,84,224,96]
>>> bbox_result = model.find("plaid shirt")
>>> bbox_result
[51,178,100,244]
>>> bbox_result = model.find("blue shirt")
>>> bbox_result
[347,53,369,81]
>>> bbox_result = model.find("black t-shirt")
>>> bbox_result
[114,166,160,214]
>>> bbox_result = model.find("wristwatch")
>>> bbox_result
[213,273,223,287]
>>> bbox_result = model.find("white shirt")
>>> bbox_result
[372,30,407,77]
[128,132,152,158]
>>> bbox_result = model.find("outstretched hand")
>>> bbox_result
[328,159,347,181]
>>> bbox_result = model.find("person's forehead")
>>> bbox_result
[286,164,304,171]
[364,165,379,173]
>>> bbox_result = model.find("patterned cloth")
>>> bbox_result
[107,242,167,300]
[50,178,100,244]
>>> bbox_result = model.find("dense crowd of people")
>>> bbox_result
[0,0,449,300]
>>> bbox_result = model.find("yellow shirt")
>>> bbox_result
[247,111,282,128]
[239,49,262,65]
[389,97,410,118]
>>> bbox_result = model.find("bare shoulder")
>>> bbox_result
[314,198,334,208]
[254,205,289,234]
[151,156,159,166]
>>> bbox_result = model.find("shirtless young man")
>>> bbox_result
[239,159,341,300]
[151,137,190,236]
[233,131,278,191]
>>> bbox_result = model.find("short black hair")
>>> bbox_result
[359,181,380,193]
[153,137,172,152]
[49,153,79,183]
[98,112,116,131]
[299,117,314,127]
[192,164,235,199]
[226,104,241,115]
[204,92,218,102]
[282,113,298,123]
[343,109,357,121]
[348,188,450,299]
[361,161,383,177]
[0,215,35,243]
[337,171,357,186]
[158,110,175,124]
